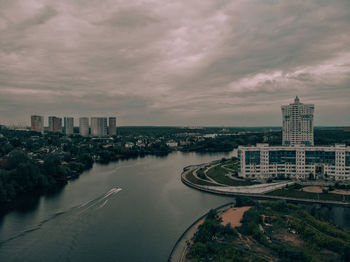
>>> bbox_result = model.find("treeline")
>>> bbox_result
[182,128,350,153]
[181,133,269,152]
[314,129,350,146]
[94,143,171,164]
[0,150,93,213]
[117,126,281,137]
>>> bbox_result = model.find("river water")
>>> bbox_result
[0,151,349,262]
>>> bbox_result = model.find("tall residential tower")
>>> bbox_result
[64,117,74,135]
[48,116,62,133]
[109,117,117,136]
[91,117,107,137]
[31,115,44,133]
[79,117,89,137]
[281,96,314,146]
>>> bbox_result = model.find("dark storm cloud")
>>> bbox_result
[0,0,349,126]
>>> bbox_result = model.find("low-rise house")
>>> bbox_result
[125,142,134,149]
[166,141,178,148]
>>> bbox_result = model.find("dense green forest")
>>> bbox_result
[187,198,350,261]
[314,128,350,146]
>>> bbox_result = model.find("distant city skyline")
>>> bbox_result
[29,115,117,137]
[1,0,349,126]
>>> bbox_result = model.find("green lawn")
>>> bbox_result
[267,188,350,202]
[185,170,219,186]
[206,165,254,186]
[221,159,237,169]
[223,163,237,170]
[196,168,208,180]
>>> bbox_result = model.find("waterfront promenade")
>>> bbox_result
[181,164,350,207]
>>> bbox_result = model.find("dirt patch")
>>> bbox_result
[271,228,303,248]
[331,190,350,195]
[303,186,327,193]
[283,233,303,247]
[220,206,251,227]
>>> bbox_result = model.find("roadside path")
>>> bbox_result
[168,202,235,262]
[181,164,350,207]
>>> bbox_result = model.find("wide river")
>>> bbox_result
[0,151,350,262]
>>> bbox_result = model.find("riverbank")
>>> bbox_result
[0,148,173,215]
[169,204,253,262]
[168,202,235,262]
[181,200,350,261]
[0,151,238,262]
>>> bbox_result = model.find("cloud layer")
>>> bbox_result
[0,0,349,126]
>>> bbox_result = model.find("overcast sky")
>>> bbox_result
[0,0,349,126]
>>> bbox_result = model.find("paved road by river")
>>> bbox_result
[168,202,235,262]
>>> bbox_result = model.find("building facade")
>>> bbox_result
[48,116,62,133]
[108,117,117,136]
[79,117,89,137]
[64,117,74,135]
[91,117,107,137]
[31,115,44,133]
[238,144,350,180]
[281,96,314,146]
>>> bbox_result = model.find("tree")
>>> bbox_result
[6,150,29,170]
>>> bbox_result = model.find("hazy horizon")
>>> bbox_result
[2,123,346,129]
[1,0,349,126]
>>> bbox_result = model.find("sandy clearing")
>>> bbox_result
[332,190,350,195]
[302,186,327,193]
[220,206,252,227]
[303,186,350,195]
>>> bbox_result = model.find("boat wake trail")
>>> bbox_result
[102,187,122,200]
[0,187,122,246]
[79,187,122,213]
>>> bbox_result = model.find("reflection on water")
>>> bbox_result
[0,187,122,248]
[0,151,348,262]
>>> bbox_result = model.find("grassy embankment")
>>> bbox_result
[206,158,255,186]
[267,184,350,202]
[184,169,219,187]
[186,198,350,262]
[196,167,208,180]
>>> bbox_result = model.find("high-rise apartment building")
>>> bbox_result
[48,116,62,133]
[238,143,350,180]
[91,117,107,137]
[238,97,350,181]
[109,117,117,136]
[281,96,314,146]
[31,115,44,133]
[64,117,74,135]
[79,117,89,137]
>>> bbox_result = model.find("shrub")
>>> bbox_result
[235,196,256,207]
